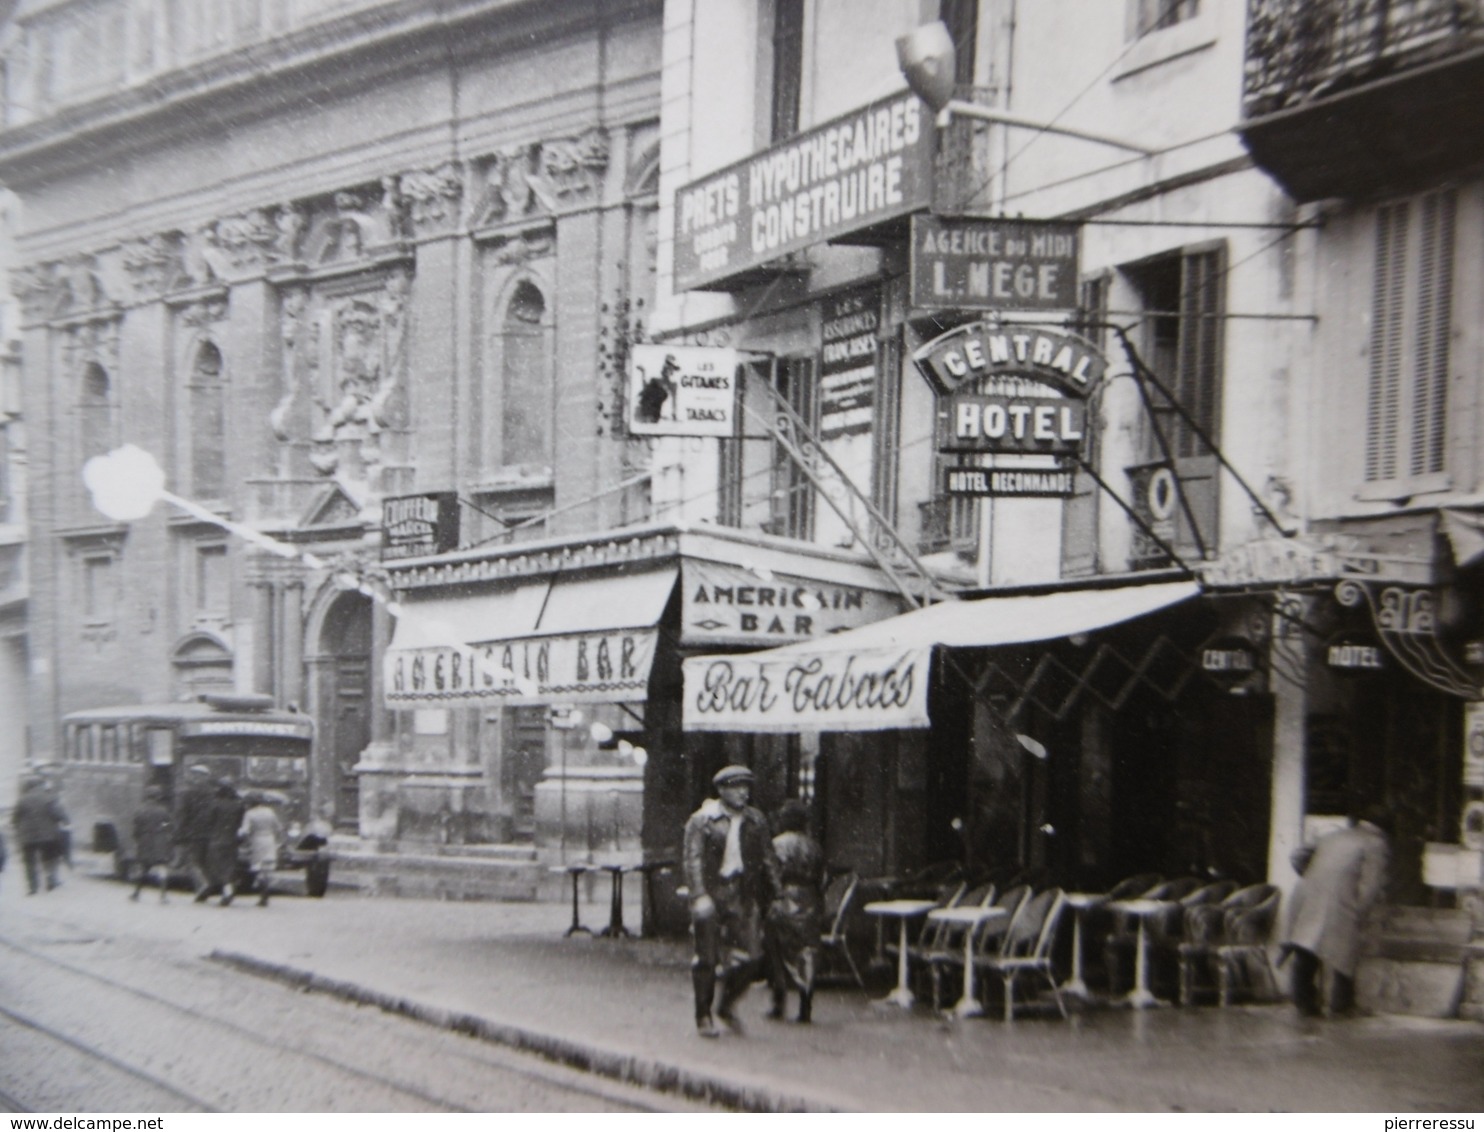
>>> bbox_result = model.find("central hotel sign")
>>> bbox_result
[673,92,934,292]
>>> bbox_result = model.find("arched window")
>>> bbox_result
[79,362,112,462]
[189,342,226,499]
[500,281,551,467]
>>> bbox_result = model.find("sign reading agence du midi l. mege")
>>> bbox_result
[673,91,934,292]
[909,216,1080,312]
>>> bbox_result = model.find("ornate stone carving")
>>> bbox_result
[540,127,609,199]
[270,288,308,443]
[309,271,409,478]
[274,202,306,264]
[118,234,181,302]
[471,128,608,227]
[488,228,556,267]
[178,296,229,328]
[398,163,463,235]
[11,262,60,322]
[60,316,122,371]
[212,209,277,273]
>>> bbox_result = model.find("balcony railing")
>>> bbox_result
[1244,0,1484,117]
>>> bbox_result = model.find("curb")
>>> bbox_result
[208,950,841,1114]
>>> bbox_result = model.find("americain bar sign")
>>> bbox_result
[673,91,934,291]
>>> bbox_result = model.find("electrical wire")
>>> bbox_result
[948,32,1149,215]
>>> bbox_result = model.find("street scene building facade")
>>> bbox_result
[3,0,1484,1017]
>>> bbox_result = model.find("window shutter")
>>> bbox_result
[1176,249,1223,459]
[1367,202,1408,482]
[1412,189,1454,477]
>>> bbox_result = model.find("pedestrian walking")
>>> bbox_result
[175,764,217,898]
[1281,804,1392,1018]
[765,799,826,1024]
[238,793,284,906]
[682,764,780,1038]
[12,776,68,894]
[197,778,246,906]
[130,786,174,903]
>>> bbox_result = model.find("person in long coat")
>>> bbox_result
[175,764,217,897]
[238,794,284,907]
[764,800,827,1024]
[1282,805,1391,1017]
[199,779,246,906]
[12,777,68,894]
[683,764,780,1037]
[130,786,174,903]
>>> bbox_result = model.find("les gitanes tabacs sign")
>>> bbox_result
[910,216,1080,312]
[914,322,1106,499]
[673,91,933,292]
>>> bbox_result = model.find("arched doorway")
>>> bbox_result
[320,591,372,828]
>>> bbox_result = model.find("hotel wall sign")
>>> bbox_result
[673,91,933,292]
[909,216,1080,312]
[1201,637,1259,684]
[944,466,1076,498]
[916,323,1104,497]
[1325,634,1387,674]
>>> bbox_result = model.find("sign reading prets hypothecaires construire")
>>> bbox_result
[910,216,1080,312]
[818,285,880,439]
[673,92,933,292]
[627,344,739,437]
[382,491,460,561]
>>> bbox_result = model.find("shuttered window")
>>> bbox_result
[1366,188,1455,485]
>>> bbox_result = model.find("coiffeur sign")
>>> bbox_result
[673,91,933,291]
[684,644,930,733]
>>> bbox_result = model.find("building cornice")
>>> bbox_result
[0,0,659,187]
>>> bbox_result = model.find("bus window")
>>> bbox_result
[146,728,173,767]
[100,725,118,764]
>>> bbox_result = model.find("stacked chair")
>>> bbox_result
[928,883,1030,1010]
[975,887,1070,1021]
[1101,876,1203,997]
[816,871,867,988]
[1176,883,1281,1005]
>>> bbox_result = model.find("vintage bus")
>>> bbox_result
[58,693,331,895]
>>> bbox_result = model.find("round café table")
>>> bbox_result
[864,899,939,1007]
[926,904,1009,1018]
[1060,892,1108,1000]
[1107,897,1175,1009]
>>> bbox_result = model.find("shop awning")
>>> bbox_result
[682,579,1201,732]
[385,568,677,707]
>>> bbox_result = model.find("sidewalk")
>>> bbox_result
[5,863,1484,1113]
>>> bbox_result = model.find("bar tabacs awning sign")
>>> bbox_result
[682,580,1200,732]
[673,91,933,291]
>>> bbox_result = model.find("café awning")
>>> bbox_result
[682,579,1201,732]
[385,568,677,707]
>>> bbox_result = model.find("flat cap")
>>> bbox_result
[712,764,754,788]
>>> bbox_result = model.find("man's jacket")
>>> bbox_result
[683,799,780,913]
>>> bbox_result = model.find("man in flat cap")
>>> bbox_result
[683,764,780,1037]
